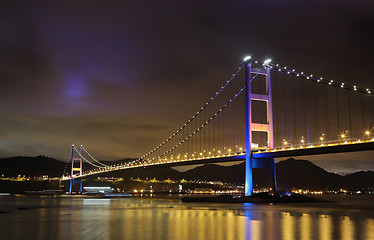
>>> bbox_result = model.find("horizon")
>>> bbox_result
[1,154,373,175]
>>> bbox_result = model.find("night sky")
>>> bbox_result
[0,1,373,173]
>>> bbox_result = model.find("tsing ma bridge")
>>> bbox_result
[62,57,374,196]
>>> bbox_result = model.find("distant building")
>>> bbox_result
[83,186,113,193]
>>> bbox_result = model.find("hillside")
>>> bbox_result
[1,156,373,190]
[276,158,344,189]
[0,156,66,177]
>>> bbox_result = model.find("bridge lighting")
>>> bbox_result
[243,56,252,62]
[264,59,272,65]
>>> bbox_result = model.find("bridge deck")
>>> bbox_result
[65,141,374,179]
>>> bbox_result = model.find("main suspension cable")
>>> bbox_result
[83,147,108,167]
[140,63,245,160]
[74,148,105,169]
[148,83,250,161]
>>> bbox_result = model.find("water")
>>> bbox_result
[1,195,374,240]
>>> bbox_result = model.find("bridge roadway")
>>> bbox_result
[66,140,374,179]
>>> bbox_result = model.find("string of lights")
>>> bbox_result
[139,63,245,160]
[61,148,72,177]
[263,62,372,95]
[144,85,247,163]
[73,57,374,178]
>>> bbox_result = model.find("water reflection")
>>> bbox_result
[0,196,374,240]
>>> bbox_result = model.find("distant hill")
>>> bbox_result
[275,158,344,189]
[0,156,66,177]
[0,156,134,178]
[1,156,374,190]
[343,171,374,190]
[181,164,245,184]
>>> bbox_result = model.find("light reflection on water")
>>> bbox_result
[0,196,374,240]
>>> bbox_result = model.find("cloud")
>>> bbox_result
[0,114,173,160]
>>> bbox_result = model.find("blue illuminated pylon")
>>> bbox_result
[69,145,83,194]
[244,59,276,196]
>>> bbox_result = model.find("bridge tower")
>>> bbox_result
[245,58,277,196]
[69,144,83,194]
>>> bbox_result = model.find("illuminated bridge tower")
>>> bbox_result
[69,145,83,194]
[244,57,276,196]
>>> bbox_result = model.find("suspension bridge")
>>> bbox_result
[62,57,374,196]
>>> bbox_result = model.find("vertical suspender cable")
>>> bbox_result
[273,72,278,148]
[347,89,352,138]
[361,94,366,129]
[313,81,318,140]
[282,73,286,144]
[304,78,311,145]
[302,78,307,143]
[324,85,329,139]
[290,76,294,147]
[336,87,340,133]
[292,75,298,142]
[208,103,210,154]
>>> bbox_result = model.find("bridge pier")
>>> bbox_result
[250,157,277,195]
[245,58,276,196]
[267,158,277,196]
[69,145,83,194]
[69,178,83,193]
[245,156,253,196]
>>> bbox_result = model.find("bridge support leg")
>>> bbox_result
[69,145,83,194]
[268,158,277,195]
[69,179,73,194]
[245,155,253,196]
[69,178,83,194]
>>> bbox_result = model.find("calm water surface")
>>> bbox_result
[0,195,374,240]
